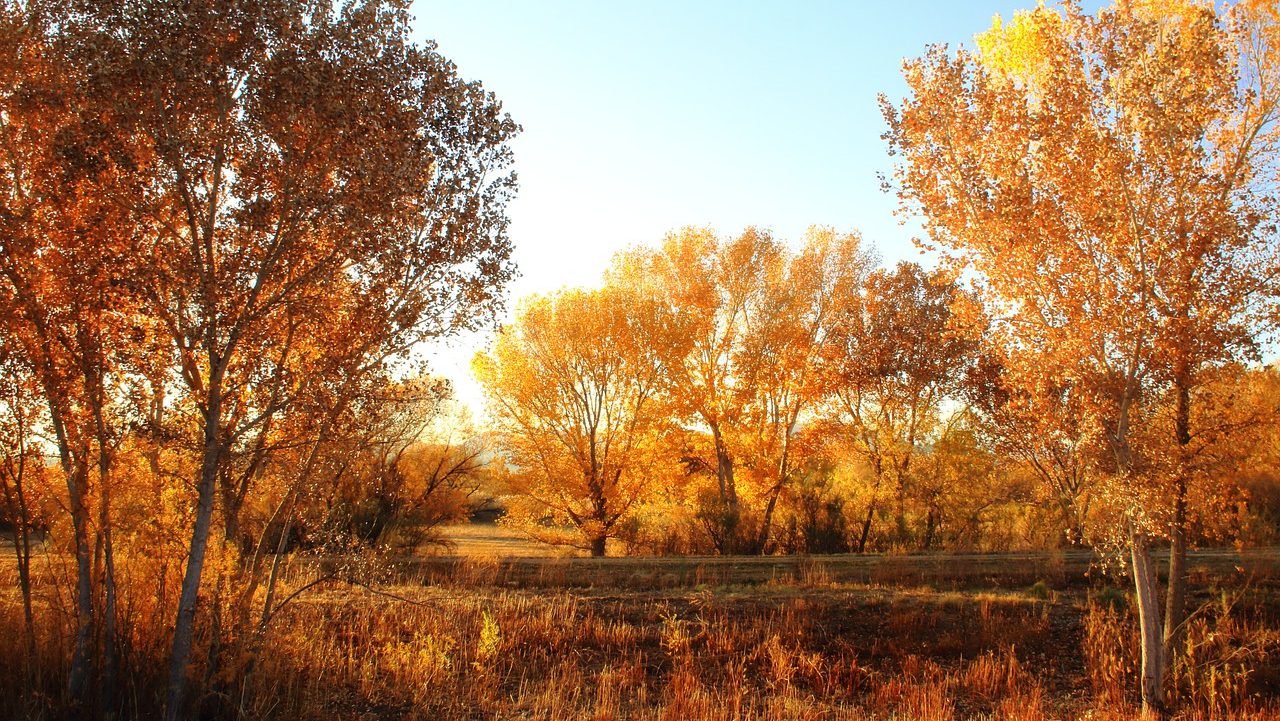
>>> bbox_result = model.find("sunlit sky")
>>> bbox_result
[409,0,1102,414]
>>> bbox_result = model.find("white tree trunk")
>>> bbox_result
[1131,527,1166,715]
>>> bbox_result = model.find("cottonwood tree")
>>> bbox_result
[23,1,518,716]
[611,227,783,553]
[0,345,48,707]
[911,410,1022,550]
[739,227,872,552]
[884,0,1280,710]
[1226,365,1280,539]
[821,262,973,552]
[967,355,1098,546]
[0,7,147,708]
[476,286,667,556]
[316,381,487,550]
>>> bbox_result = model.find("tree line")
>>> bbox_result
[477,228,1278,562]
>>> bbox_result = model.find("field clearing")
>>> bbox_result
[200,554,1280,719]
[417,524,1280,592]
[437,521,566,557]
[3,542,1280,719]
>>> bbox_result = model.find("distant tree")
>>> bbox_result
[1229,366,1280,542]
[821,262,974,552]
[739,227,872,552]
[476,286,667,556]
[884,1,1280,710]
[967,354,1098,547]
[610,227,783,553]
[325,389,490,550]
[0,345,49,706]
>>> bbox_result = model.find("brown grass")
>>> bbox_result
[2,549,1279,720]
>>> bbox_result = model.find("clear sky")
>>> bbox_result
[407,0,1097,414]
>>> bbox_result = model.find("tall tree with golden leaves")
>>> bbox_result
[0,6,149,708]
[610,227,784,553]
[476,286,666,556]
[884,0,1280,710]
[822,262,973,552]
[741,227,872,552]
[11,2,518,716]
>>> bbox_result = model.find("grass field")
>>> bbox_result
[3,531,1280,719]
[222,551,1280,720]
[438,521,568,557]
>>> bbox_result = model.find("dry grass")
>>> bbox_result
[437,522,568,558]
[2,549,1279,720]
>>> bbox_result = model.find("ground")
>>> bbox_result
[3,530,1279,719]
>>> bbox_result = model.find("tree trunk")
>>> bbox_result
[922,508,937,550]
[590,535,607,557]
[855,461,884,554]
[7,490,37,704]
[42,389,95,709]
[711,426,740,552]
[1131,528,1167,716]
[67,464,95,711]
[856,500,875,553]
[1164,377,1191,672]
[93,402,120,720]
[0,431,38,703]
[755,485,784,555]
[754,421,798,555]
[165,385,223,721]
[100,490,120,720]
[894,490,909,545]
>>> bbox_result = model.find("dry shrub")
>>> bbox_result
[961,645,1027,700]
[451,556,503,586]
[758,633,799,689]
[991,682,1049,721]
[869,655,956,720]
[798,557,834,587]
[895,678,956,721]
[1171,592,1280,719]
[1083,598,1139,706]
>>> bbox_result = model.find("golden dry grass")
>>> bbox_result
[2,548,1279,720]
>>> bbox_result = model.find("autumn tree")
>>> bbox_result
[320,384,490,550]
[738,227,872,552]
[884,0,1280,710]
[1226,365,1280,541]
[821,262,974,552]
[0,6,146,708]
[8,1,518,716]
[0,344,48,707]
[911,409,1026,550]
[607,227,786,552]
[476,286,666,556]
[967,354,1098,546]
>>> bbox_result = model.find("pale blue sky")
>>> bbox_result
[408,1,1097,412]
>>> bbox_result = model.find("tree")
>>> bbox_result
[821,262,973,552]
[0,6,144,707]
[967,354,1098,547]
[0,344,49,708]
[476,286,666,556]
[739,227,872,552]
[883,0,1280,710]
[322,385,490,551]
[12,1,518,716]
[611,227,783,553]
[912,408,1025,550]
